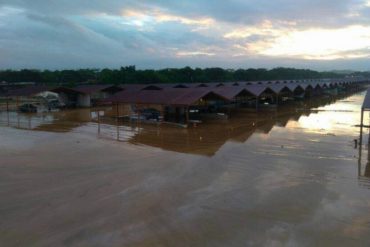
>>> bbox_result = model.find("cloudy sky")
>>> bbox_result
[0,0,370,70]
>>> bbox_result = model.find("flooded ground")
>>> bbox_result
[1,90,370,246]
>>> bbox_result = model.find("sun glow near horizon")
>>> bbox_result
[226,23,370,60]
[259,25,370,60]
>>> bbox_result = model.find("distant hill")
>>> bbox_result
[329,70,357,75]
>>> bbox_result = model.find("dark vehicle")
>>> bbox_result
[18,104,37,113]
[47,99,62,109]
[141,108,160,120]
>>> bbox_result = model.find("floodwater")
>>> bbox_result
[1,90,370,247]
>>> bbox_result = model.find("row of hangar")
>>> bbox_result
[2,78,367,124]
[106,79,366,124]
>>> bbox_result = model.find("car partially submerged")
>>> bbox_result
[18,103,38,113]
[47,99,64,109]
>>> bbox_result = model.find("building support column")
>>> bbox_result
[116,103,120,141]
[97,109,100,134]
[368,111,370,145]
[160,105,165,123]
[137,104,141,125]
[359,107,365,167]
[6,109,9,126]
[360,107,364,145]
[28,116,31,129]
[185,106,190,124]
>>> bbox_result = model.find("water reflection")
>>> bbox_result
[0,108,96,132]
[358,127,370,178]
[0,91,366,157]
[2,90,370,247]
[100,91,365,156]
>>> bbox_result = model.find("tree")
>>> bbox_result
[0,67,349,85]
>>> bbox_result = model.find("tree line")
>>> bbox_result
[0,66,367,85]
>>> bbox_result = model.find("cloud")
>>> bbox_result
[176,51,216,57]
[120,8,215,28]
[0,0,369,69]
[258,25,370,60]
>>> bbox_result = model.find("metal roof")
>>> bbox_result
[8,84,125,97]
[51,87,83,94]
[310,82,320,88]
[299,83,312,90]
[268,84,292,94]
[286,84,300,91]
[213,86,253,100]
[73,84,121,94]
[7,85,51,97]
[4,77,367,101]
[108,88,230,106]
[245,84,270,96]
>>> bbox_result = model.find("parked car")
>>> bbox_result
[47,99,63,109]
[18,104,37,113]
[141,108,160,120]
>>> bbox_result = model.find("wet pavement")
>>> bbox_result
[1,91,370,246]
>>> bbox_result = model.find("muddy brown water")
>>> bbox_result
[1,91,370,246]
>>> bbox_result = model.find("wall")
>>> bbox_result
[77,94,91,107]
[58,93,69,106]
[113,104,165,118]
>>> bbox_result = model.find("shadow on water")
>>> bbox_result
[0,108,94,132]
[0,90,366,157]
[358,126,370,177]
[93,90,368,156]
